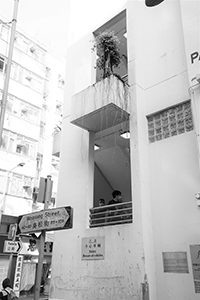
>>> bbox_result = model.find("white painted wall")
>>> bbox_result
[128,0,200,299]
[50,0,200,299]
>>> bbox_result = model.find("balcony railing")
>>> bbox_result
[89,201,132,228]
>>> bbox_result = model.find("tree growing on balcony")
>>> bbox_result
[92,30,121,79]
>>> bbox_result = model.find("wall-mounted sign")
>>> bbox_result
[162,252,189,273]
[190,245,200,280]
[190,245,200,294]
[13,255,23,297]
[194,281,200,294]
[3,240,23,254]
[82,237,105,260]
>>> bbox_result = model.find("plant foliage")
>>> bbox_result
[92,30,121,78]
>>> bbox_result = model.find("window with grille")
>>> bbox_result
[9,174,33,198]
[0,56,6,73]
[5,94,39,124]
[147,101,194,143]
[0,130,36,159]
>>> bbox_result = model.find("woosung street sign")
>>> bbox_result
[3,240,23,253]
[18,206,73,234]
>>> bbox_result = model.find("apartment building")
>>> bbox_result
[50,1,200,300]
[0,20,64,295]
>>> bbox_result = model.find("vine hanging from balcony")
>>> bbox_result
[92,30,122,79]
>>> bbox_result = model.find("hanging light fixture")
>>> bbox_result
[145,0,165,7]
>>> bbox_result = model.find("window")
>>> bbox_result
[11,63,22,81]
[16,136,36,158]
[22,69,32,87]
[20,103,39,124]
[10,62,44,93]
[29,44,46,63]
[9,174,33,198]
[0,171,5,193]
[8,137,14,152]
[0,56,6,73]
[1,131,9,149]
[45,67,51,80]
[5,94,40,124]
[40,122,46,136]
[6,95,20,116]
[0,130,36,159]
[0,25,9,41]
[89,119,132,228]
[15,35,29,53]
[10,174,23,196]
[93,9,127,83]
[0,131,14,151]
[58,75,65,89]
[56,101,63,115]
[30,75,43,93]
[36,153,43,170]
[147,101,194,143]
[51,157,59,174]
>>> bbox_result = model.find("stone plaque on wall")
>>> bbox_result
[162,252,189,273]
[82,237,105,260]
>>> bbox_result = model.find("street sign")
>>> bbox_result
[8,223,17,240]
[18,206,73,234]
[3,240,23,253]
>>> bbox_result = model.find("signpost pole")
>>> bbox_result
[34,176,53,300]
[7,224,17,279]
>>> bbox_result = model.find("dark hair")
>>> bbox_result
[99,198,105,204]
[112,190,121,198]
[2,278,12,289]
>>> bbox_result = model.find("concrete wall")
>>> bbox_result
[127,0,200,299]
[50,0,200,300]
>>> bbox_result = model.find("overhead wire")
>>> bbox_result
[0,19,14,25]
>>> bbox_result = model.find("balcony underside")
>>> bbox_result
[71,103,129,132]
[71,75,130,133]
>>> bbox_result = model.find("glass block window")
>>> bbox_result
[147,101,194,143]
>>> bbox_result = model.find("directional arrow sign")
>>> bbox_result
[18,206,73,234]
[3,240,23,253]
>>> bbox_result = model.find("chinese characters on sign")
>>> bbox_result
[18,206,72,234]
[162,252,189,273]
[190,245,200,294]
[82,237,105,260]
[13,255,23,297]
[3,240,22,253]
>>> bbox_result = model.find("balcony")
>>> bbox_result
[89,201,132,228]
[52,130,61,157]
[71,74,130,133]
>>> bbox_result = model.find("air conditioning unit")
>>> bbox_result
[23,184,31,189]
[26,75,32,81]
[16,143,24,149]
[21,108,28,114]
[30,45,37,53]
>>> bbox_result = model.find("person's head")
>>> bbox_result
[2,278,11,289]
[98,198,105,206]
[112,190,122,201]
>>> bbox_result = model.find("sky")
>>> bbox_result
[1,0,126,61]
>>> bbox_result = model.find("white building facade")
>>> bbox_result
[50,1,200,299]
